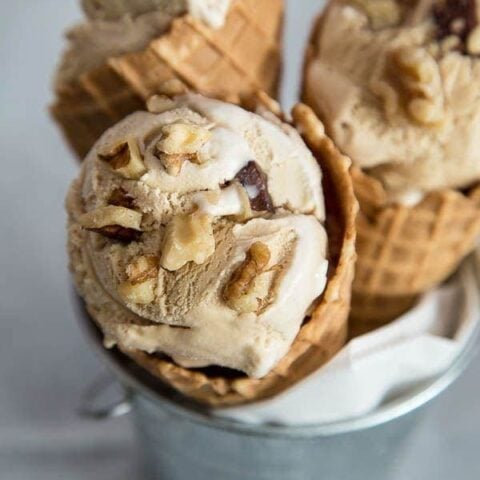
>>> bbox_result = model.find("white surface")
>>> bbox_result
[0,1,479,479]
[217,267,479,425]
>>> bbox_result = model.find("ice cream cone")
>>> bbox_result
[348,168,480,335]
[111,102,358,406]
[52,0,284,158]
[302,7,480,336]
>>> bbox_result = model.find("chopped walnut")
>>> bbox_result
[372,45,445,126]
[79,206,142,230]
[79,206,142,242]
[390,46,445,125]
[87,225,142,242]
[160,212,215,271]
[146,94,176,114]
[126,255,158,284]
[391,47,436,86]
[223,242,273,314]
[154,151,198,176]
[108,188,135,209]
[350,0,402,29]
[407,97,445,126]
[118,256,159,305]
[118,278,156,305]
[157,123,212,156]
[98,138,147,180]
[154,123,212,176]
[156,79,189,97]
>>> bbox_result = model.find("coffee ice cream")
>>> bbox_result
[304,0,480,202]
[67,93,329,379]
[57,0,232,86]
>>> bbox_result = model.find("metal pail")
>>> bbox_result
[74,291,479,480]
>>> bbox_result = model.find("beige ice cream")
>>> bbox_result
[67,93,328,379]
[57,0,232,85]
[305,0,480,202]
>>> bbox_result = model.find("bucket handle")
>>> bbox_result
[79,374,132,420]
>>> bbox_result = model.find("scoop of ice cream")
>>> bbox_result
[305,0,480,201]
[57,0,232,85]
[68,93,328,378]
[81,0,231,26]
[81,0,188,20]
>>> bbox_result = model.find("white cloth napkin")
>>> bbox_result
[215,262,479,425]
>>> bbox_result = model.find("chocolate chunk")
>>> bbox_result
[433,0,477,51]
[235,161,274,213]
[108,188,136,209]
[87,225,142,243]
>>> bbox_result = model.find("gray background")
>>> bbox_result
[0,0,479,478]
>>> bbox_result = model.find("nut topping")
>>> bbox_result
[350,0,402,29]
[98,138,147,180]
[390,46,445,125]
[160,212,215,271]
[118,255,159,305]
[126,255,159,284]
[79,206,142,242]
[155,152,196,177]
[118,279,156,305]
[372,45,445,126]
[157,123,212,155]
[155,123,212,176]
[87,225,142,242]
[156,78,189,97]
[108,188,135,209]
[146,94,176,114]
[223,242,272,314]
[235,161,274,213]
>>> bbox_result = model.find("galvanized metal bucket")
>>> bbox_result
[74,287,479,480]
[76,298,478,480]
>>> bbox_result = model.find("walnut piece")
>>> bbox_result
[155,123,212,176]
[79,206,142,230]
[157,123,212,156]
[118,278,156,305]
[98,138,147,180]
[155,152,197,176]
[390,46,445,126]
[126,255,158,284]
[160,212,215,271]
[156,78,189,97]
[372,46,445,126]
[118,255,159,305]
[146,94,176,114]
[108,188,135,209]
[350,0,402,29]
[79,206,142,242]
[223,242,272,314]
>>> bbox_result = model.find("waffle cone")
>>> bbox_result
[302,11,480,335]
[52,0,284,158]
[349,168,480,334]
[112,102,357,407]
